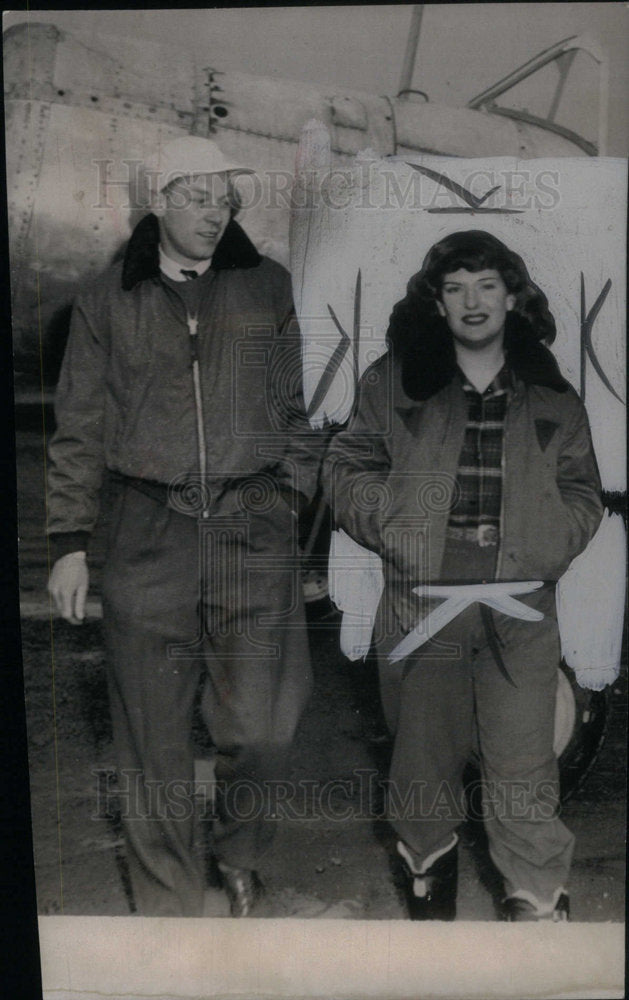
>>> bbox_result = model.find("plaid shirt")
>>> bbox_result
[447,365,514,547]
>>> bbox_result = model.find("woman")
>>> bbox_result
[324,231,602,921]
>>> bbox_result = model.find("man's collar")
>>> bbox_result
[158,248,212,282]
[121,214,262,291]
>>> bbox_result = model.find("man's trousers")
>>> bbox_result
[101,482,312,916]
[375,584,574,908]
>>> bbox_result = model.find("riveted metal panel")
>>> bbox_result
[52,30,196,115]
[8,99,187,365]
[5,100,51,330]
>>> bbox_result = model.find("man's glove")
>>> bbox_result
[48,551,89,625]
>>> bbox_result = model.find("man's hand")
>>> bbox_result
[48,551,89,624]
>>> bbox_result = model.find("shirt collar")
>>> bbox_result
[158,247,212,282]
[458,363,515,397]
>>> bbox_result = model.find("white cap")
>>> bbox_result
[142,136,254,194]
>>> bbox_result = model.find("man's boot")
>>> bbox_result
[217,861,265,917]
[397,836,458,921]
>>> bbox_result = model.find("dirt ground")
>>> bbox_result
[20,610,628,923]
[16,424,627,922]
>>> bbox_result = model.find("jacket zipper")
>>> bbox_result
[186,312,210,518]
[158,278,211,518]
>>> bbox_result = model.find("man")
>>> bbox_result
[47,136,321,917]
[324,231,603,921]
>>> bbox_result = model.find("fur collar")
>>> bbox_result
[121,213,261,290]
[504,329,570,393]
[399,325,570,401]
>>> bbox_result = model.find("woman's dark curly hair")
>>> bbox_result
[387,230,561,400]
